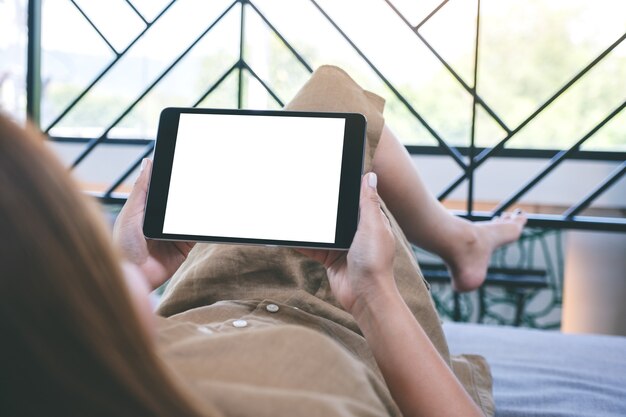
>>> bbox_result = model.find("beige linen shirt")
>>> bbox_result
[156,65,494,417]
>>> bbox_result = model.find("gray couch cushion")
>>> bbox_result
[444,322,626,417]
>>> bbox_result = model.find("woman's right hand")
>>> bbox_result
[304,174,484,417]
[298,172,397,316]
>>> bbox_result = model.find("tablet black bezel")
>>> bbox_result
[143,107,366,249]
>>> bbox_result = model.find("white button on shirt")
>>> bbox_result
[266,304,280,313]
[232,319,248,328]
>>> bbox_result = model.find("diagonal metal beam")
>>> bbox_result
[45,0,178,133]
[70,0,239,168]
[308,0,468,170]
[563,160,626,218]
[107,61,243,194]
[107,61,285,195]
[104,143,154,196]
[247,0,313,73]
[415,0,450,31]
[383,0,511,134]
[192,62,240,107]
[69,0,118,54]
[242,61,284,107]
[417,31,511,134]
[123,0,148,26]
[438,31,626,200]
[492,100,626,214]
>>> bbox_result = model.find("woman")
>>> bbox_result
[1,66,524,416]
[0,115,212,416]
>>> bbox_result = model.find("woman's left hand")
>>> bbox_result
[113,159,195,290]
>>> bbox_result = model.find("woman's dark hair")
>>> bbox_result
[0,114,216,417]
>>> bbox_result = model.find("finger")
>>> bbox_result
[359,172,388,227]
[125,158,152,210]
[360,172,380,206]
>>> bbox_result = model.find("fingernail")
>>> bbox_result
[368,172,377,189]
[140,158,148,172]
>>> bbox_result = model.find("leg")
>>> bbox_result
[372,125,527,292]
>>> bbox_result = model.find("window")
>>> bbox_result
[0,0,28,121]
[2,0,624,150]
[1,0,624,226]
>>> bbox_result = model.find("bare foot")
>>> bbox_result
[442,211,527,292]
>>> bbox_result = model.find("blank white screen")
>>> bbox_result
[162,113,345,243]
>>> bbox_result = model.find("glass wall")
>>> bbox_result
[2,0,623,150]
[0,0,28,121]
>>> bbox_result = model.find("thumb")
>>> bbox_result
[359,172,385,224]
[125,158,152,212]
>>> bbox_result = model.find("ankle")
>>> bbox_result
[441,217,479,261]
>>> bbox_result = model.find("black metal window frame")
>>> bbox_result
[24,0,626,232]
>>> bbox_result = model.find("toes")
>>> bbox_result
[512,209,528,225]
[499,209,527,225]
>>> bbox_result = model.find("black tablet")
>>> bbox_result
[143,107,367,249]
